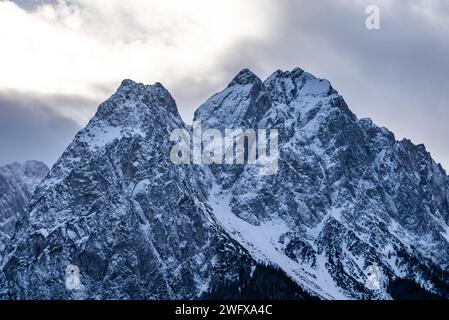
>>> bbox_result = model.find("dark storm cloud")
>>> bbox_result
[0,90,90,166]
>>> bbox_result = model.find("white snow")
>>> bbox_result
[79,123,146,152]
[440,228,449,243]
[209,182,348,299]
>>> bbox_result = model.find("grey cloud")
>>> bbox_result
[0,90,89,166]
[12,0,60,11]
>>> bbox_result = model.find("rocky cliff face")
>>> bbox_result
[2,68,449,300]
[0,161,48,260]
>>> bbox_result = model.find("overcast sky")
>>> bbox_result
[1,0,448,169]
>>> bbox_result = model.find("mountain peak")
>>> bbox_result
[119,78,136,88]
[227,68,262,87]
[268,67,305,80]
[194,68,269,130]
[264,67,338,104]
[116,78,167,96]
[114,79,178,115]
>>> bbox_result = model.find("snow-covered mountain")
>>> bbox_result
[0,79,309,300]
[0,161,48,260]
[2,68,449,299]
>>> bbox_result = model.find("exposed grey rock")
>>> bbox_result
[0,161,48,258]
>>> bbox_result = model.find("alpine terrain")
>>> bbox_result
[0,161,49,263]
[1,68,449,300]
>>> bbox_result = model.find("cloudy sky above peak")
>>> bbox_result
[1,0,449,168]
